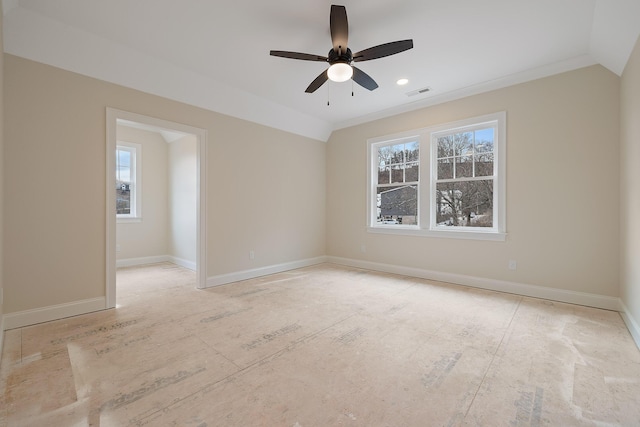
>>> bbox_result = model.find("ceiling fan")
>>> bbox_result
[270,5,413,93]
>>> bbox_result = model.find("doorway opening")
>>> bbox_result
[106,108,207,308]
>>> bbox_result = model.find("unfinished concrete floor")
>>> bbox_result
[1,262,639,426]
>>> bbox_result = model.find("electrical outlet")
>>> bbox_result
[249,250,255,260]
[508,260,517,270]
[116,244,121,253]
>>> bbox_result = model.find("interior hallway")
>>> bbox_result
[1,263,639,426]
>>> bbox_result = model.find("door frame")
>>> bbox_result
[106,108,207,308]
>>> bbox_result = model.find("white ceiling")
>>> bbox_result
[3,0,640,141]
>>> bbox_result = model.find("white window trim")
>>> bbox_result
[368,134,422,228]
[367,112,506,241]
[116,140,142,223]
[367,131,422,229]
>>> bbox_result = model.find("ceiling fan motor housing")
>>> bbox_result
[328,47,353,65]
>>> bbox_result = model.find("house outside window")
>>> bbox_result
[116,141,142,221]
[367,112,506,241]
[374,138,420,225]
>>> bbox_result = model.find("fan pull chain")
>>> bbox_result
[352,79,354,97]
[327,81,330,106]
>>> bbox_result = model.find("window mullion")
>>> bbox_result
[436,176,493,184]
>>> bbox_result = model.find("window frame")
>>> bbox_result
[367,112,506,241]
[369,134,422,229]
[368,132,422,231]
[116,141,142,223]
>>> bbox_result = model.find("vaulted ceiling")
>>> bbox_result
[3,0,640,141]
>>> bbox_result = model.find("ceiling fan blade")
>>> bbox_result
[352,66,378,91]
[330,5,348,54]
[305,70,329,93]
[353,39,414,62]
[270,51,328,62]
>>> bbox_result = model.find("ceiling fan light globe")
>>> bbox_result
[327,63,353,82]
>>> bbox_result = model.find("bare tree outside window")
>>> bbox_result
[435,128,494,227]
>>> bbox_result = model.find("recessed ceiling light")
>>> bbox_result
[396,78,409,86]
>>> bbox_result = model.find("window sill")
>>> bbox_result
[367,226,506,241]
[117,217,142,224]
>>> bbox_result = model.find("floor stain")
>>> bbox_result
[422,352,462,388]
[241,324,302,350]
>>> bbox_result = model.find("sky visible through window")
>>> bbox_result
[474,128,493,144]
[116,149,131,182]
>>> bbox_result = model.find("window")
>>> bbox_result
[116,141,142,221]
[368,112,506,240]
[432,123,497,230]
[374,138,420,226]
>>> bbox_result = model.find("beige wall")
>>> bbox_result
[2,51,625,320]
[0,2,5,332]
[327,65,620,297]
[208,121,326,274]
[168,135,197,264]
[3,54,326,314]
[621,36,640,336]
[116,126,169,261]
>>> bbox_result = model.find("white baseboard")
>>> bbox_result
[619,300,640,350]
[3,297,106,330]
[116,255,196,270]
[206,256,328,288]
[168,256,196,271]
[116,255,170,268]
[326,256,621,311]
[4,257,630,347]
